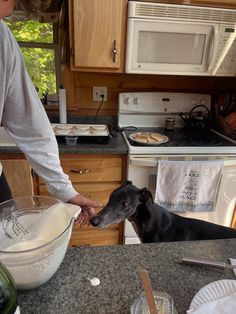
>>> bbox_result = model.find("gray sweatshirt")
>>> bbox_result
[0,20,78,202]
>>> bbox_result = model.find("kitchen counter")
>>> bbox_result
[18,239,236,314]
[0,132,128,155]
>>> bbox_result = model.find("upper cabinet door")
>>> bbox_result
[69,0,127,72]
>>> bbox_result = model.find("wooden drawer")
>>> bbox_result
[1,159,34,197]
[38,156,122,184]
[38,182,120,215]
[69,228,121,247]
[34,154,126,246]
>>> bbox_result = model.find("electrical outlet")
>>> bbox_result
[92,86,107,101]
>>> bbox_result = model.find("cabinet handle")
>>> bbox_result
[70,168,91,174]
[31,169,36,177]
[112,40,117,63]
[70,47,74,57]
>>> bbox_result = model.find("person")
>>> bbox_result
[0,0,101,225]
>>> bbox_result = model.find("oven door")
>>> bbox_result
[124,155,236,244]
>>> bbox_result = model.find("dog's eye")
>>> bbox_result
[121,201,128,209]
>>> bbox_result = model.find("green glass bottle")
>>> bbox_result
[0,262,20,314]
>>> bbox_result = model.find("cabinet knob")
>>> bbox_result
[112,40,117,63]
[70,168,91,174]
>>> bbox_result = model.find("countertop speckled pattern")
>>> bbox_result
[0,132,128,155]
[18,239,236,314]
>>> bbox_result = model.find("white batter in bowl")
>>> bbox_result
[0,196,81,290]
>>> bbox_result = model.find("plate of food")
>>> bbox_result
[129,132,169,145]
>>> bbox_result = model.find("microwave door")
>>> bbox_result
[126,19,218,75]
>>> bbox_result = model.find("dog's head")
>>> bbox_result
[89,181,153,228]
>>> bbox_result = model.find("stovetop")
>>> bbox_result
[122,127,236,155]
[118,92,236,155]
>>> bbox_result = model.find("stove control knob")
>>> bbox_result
[124,97,132,105]
[133,97,141,105]
[192,99,198,106]
[200,99,206,106]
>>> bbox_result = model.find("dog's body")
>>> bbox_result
[90,181,236,243]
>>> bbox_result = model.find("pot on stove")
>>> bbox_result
[179,105,210,133]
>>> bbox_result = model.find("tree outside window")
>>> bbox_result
[5,19,58,99]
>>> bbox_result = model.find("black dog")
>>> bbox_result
[90,181,236,243]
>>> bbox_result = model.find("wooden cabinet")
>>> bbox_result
[68,0,127,72]
[34,154,126,246]
[0,157,34,198]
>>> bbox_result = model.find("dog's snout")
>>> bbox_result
[89,216,100,227]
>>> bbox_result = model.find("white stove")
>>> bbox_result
[118,92,236,244]
[118,92,236,155]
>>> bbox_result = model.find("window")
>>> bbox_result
[5,18,59,99]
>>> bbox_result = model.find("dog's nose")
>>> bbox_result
[89,216,100,227]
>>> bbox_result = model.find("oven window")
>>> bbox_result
[138,31,206,64]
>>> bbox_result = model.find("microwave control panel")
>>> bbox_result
[214,25,236,76]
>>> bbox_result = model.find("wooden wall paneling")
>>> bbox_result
[61,65,76,110]
[67,71,236,116]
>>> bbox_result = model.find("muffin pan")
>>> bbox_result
[51,124,110,144]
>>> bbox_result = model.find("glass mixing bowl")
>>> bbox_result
[0,196,81,290]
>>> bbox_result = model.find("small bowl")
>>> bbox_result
[55,124,73,130]
[54,129,71,135]
[92,125,106,131]
[65,136,78,145]
[74,125,90,131]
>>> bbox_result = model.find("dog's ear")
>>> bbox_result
[139,187,153,203]
[124,180,132,186]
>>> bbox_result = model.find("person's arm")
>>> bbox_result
[0,21,100,224]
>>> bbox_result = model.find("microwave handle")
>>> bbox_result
[130,158,158,167]
[207,26,218,72]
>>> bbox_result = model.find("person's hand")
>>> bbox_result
[68,194,102,227]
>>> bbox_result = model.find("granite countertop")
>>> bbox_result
[0,116,129,155]
[57,132,128,154]
[0,132,128,155]
[18,239,236,314]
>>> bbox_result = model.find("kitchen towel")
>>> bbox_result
[155,160,224,212]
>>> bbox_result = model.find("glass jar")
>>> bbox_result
[165,118,175,131]
[130,291,177,314]
[0,262,20,314]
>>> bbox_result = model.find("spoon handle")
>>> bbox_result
[181,256,236,270]
[140,270,158,314]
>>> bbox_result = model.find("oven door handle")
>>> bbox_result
[130,158,236,168]
[130,158,158,167]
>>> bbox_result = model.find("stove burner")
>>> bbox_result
[183,131,221,145]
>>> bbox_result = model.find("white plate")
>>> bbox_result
[129,132,169,145]
[188,279,236,311]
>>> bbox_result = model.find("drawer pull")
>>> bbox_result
[70,168,91,174]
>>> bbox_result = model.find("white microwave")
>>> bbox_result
[125,1,236,76]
